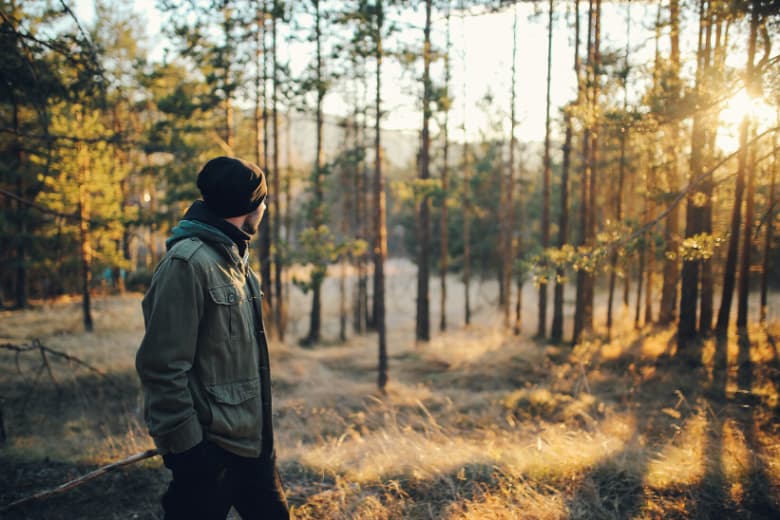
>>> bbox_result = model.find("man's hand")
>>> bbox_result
[162,439,225,481]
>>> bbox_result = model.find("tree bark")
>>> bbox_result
[552,0,579,343]
[77,131,93,333]
[760,130,777,324]
[659,0,681,326]
[573,0,596,344]
[737,128,758,329]
[635,233,646,329]
[259,0,272,333]
[374,0,389,391]
[538,0,554,338]
[306,0,325,344]
[715,0,758,337]
[509,6,520,334]
[439,2,451,333]
[272,3,284,340]
[698,7,717,335]
[415,0,432,343]
[607,0,631,336]
[12,99,27,309]
[678,0,710,346]
[551,108,572,343]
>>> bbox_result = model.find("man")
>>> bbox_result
[136,156,289,519]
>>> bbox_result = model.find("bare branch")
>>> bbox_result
[0,449,161,513]
[0,189,107,226]
[0,341,111,381]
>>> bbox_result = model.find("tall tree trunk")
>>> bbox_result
[439,2,451,333]
[254,6,264,177]
[284,112,292,317]
[658,0,681,326]
[538,0,554,338]
[77,130,93,332]
[552,0,579,343]
[635,232,646,329]
[374,0,388,392]
[340,118,351,343]
[737,128,758,329]
[223,9,233,151]
[760,128,777,324]
[607,0,631,336]
[645,230,655,325]
[459,0,471,326]
[306,0,325,344]
[715,0,758,337]
[272,4,284,340]
[12,101,27,309]
[463,141,471,327]
[584,0,601,334]
[573,0,595,344]
[501,6,518,327]
[678,0,710,346]
[510,6,521,334]
[416,0,432,343]
[551,108,572,343]
[259,0,272,332]
[353,60,368,335]
[698,8,718,335]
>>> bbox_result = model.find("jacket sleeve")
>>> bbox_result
[135,256,205,454]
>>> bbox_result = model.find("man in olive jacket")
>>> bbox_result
[136,157,289,519]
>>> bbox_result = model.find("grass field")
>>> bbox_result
[1,259,779,519]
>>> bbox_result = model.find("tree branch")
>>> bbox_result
[0,341,112,381]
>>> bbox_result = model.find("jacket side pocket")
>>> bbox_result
[204,379,262,439]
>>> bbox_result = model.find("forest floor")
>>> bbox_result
[1,259,779,519]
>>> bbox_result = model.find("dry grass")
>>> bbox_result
[1,260,779,519]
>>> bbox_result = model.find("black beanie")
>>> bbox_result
[196,156,267,218]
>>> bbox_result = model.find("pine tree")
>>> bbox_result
[416,0,433,343]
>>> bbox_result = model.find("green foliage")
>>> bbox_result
[292,224,366,294]
[678,232,725,262]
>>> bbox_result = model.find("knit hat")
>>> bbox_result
[196,156,267,218]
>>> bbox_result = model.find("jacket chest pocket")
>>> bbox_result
[207,283,253,344]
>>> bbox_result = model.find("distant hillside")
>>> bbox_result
[262,111,419,172]
[254,110,544,175]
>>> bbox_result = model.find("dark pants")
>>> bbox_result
[162,449,289,520]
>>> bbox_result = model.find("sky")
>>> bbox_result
[73,0,761,151]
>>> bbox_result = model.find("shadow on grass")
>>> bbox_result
[0,368,143,450]
[282,458,510,519]
[565,328,779,519]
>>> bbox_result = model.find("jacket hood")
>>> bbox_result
[165,219,234,251]
[166,200,252,260]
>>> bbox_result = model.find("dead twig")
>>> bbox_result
[0,449,161,513]
[38,346,59,394]
[0,399,6,444]
[0,340,111,380]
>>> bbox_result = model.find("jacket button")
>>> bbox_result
[228,293,235,303]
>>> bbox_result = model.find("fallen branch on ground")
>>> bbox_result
[0,449,161,513]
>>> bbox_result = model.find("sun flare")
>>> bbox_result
[717,89,775,153]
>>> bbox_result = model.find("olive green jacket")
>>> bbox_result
[135,220,272,458]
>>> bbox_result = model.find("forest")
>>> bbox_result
[1,0,780,518]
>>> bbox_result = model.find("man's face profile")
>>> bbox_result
[242,201,266,236]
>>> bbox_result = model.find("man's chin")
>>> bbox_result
[242,223,258,236]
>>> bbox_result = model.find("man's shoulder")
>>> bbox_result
[168,237,206,262]
[166,237,227,271]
